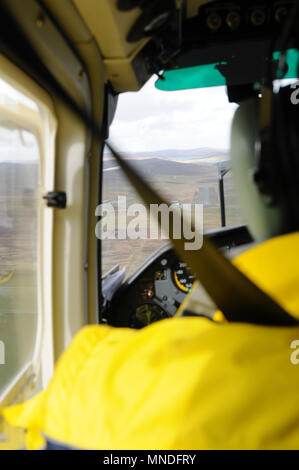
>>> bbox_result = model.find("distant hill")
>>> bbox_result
[104,147,228,162]
[103,157,218,181]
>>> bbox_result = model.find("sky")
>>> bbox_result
[109,76,238,153]
[1,74,295,159]
[0,78,39,162]
[0,73,238,163]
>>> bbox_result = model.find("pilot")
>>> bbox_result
[2,83,299,450]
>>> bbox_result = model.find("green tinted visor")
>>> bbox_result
[155,48,299,91]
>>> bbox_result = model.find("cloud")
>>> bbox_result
[109,77,237,152]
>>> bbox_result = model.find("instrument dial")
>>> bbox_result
[173,262,195,293]
[132,303,168,328]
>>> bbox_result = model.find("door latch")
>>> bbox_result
[43,191,67,209]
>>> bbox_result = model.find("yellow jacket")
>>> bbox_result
[2,232,299,449]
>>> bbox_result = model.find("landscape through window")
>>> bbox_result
[102,80,244,278]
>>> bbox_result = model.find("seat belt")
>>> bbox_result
[0,4,296,327]
[106,144,297,326]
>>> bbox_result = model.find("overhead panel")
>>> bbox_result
[72,0,150,92]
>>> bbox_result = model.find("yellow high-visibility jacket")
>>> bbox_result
[2,231,299,450]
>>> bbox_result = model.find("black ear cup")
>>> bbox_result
[231,98,285,241]
[253,123,277,207]
[253,141,276,206]
[254,85,299,228]
[273,85,299,232]
[233,84,299,240]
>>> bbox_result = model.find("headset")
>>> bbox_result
[230,4,299,241]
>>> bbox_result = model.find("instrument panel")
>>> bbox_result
[107,248,196,328]
[106,226,253,329]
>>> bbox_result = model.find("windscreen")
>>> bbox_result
[101,80,244,279]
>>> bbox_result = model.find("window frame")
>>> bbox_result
[0,54,57,407]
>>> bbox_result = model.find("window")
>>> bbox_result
[102,79,244,278]
[0,79,40,396]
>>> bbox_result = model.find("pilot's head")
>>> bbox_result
[230,84,299,242]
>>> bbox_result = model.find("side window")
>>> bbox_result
[0,80,41,396]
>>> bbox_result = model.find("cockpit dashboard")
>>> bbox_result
[104,225,253,328]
